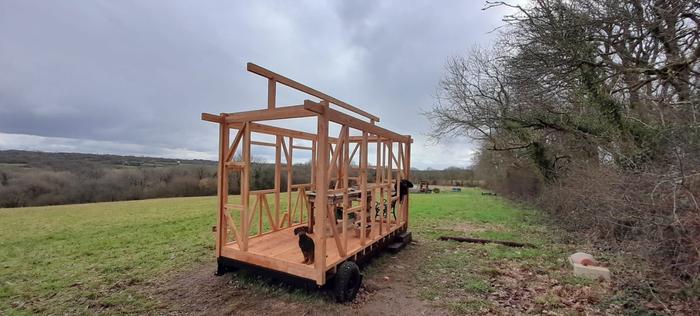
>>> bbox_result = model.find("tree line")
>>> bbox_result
[0,150,309,207]
[0,150,470,208]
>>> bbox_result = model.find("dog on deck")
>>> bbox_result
[391,179,414,209]
[293,226,315,264]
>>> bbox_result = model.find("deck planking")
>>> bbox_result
[222,222,401,281]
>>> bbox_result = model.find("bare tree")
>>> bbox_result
[427,0,700,290]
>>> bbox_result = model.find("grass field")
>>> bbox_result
[1,188,615,315]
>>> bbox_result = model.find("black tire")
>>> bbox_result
[334,261,362,303]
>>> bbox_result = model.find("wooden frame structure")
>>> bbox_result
[202,63,412,286]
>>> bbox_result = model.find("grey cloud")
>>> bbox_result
[0,0,510,169]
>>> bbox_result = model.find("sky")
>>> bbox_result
[0,0,514,169]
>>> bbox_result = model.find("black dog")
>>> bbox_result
[293,226,315,264]
[399,179,414,200]
[391,179,414,209]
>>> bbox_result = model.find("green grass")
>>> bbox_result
[0,197,218,314]
[410,189,573,313]
[0,188,579,314]
[0,192,308,315]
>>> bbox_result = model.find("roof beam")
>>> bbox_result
[247,63,380,122]
[304,100,410,143]
[224,104,314,123]
[203,113,330,141]
[231,122,318,141]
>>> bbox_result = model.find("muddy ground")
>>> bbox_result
[143,223,695,315]
[147,242,450,316]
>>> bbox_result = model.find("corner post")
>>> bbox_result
[376,138,383,234]
[341,125,350,255]
[314,101,330,285]
[404,138,411,228]
[216,116,229,258]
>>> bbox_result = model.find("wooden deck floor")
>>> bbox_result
[221,222,402,282]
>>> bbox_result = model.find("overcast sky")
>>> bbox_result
[0,0,513,169]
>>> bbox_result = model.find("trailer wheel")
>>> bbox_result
[334,261,362,303]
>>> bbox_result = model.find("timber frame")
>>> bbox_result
[202,63,412,286]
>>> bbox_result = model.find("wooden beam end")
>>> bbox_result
[303,100,326,114]
[247,62,273,79]
[202,112,224,123]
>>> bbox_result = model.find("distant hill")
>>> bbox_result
[0,150,216,169]
[0,150,223,208]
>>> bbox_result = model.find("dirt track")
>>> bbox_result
[148,243,450,315]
